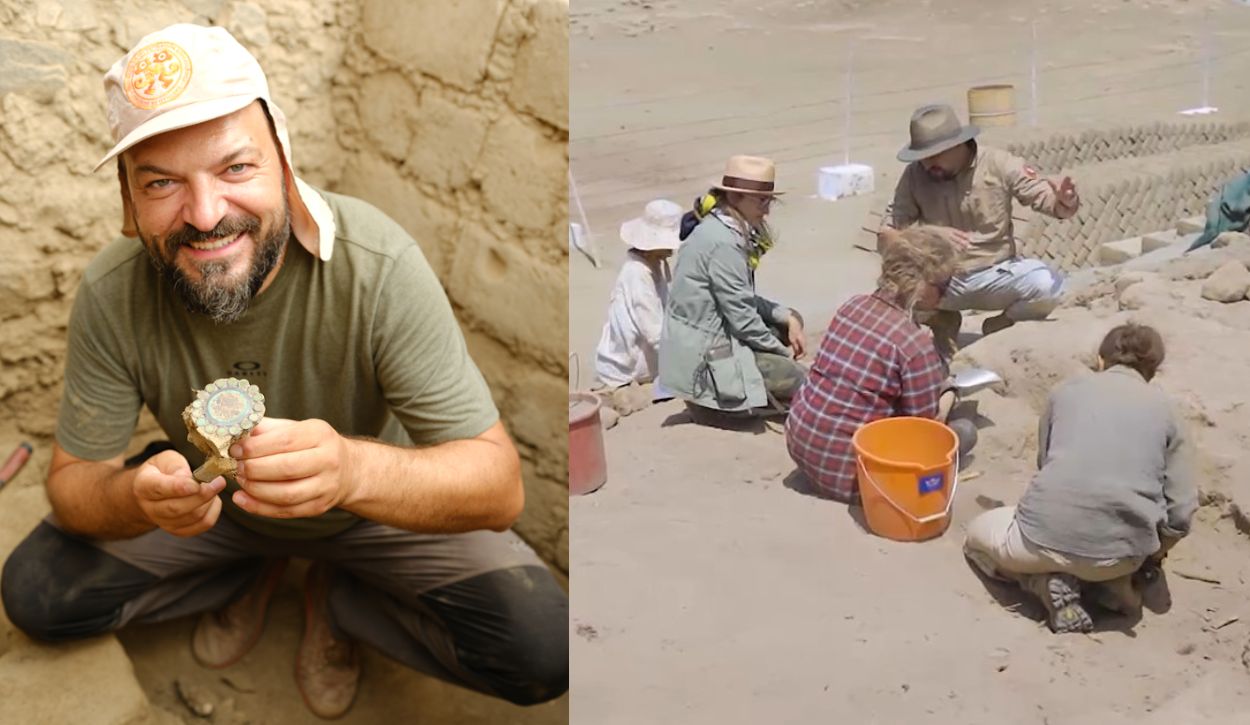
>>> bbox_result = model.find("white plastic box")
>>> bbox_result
[818,163,875,200]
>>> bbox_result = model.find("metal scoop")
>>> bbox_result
[952,367,1003,396]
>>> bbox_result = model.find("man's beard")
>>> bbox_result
[925,166,956,181]
[145,200,291,325]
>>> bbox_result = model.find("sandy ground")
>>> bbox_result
[569,0,1250,366]
[570,0,1250,722]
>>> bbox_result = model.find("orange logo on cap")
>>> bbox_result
[123,41,192,110]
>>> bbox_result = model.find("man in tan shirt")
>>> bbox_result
[879,104,1080,357]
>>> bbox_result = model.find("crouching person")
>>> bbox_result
[659,155,807,422]
[964,324,1197,633]
[785,227,977,502]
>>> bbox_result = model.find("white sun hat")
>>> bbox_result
[619,199,683,251]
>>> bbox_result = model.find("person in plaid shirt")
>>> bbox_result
[786,227,976,501]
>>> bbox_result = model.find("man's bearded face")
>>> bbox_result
[124,102,292,324]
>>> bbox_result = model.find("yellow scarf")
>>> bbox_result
[696,194,774,270]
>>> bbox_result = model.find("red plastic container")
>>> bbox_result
[568,392,607,495]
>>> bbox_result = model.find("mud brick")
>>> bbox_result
[1177,217,1206,235]
[1098,237,1142,266]
[1142,230,1180,253]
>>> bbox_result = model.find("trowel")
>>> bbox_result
[952,367,1003,396]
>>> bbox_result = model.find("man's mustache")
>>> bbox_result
[164,215,261,251]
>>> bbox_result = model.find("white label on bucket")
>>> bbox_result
[919,473,944,494]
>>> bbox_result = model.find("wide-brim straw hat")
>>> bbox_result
[712,155,784,195]
[897,104,981,163]
[620,199,682,251]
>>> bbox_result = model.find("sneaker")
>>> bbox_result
[296,564,360,720]
[1022,573,1094,634]
[192,558,288,669]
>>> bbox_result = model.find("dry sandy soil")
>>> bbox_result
[570,0,1250,722]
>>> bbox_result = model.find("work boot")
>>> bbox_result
[1087,575,1142,616]
[925,310,963,360]
[1022,573,1094,634]
[981,313,1015,336]
[192,558,288,668]
[296,564,360,720]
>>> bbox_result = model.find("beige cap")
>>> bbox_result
[97,24,334,260]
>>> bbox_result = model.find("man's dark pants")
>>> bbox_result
[0,443,568,705]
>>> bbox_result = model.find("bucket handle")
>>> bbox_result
[856,452,960,525]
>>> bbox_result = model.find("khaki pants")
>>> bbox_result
[964,506,1144,584]
[754,350,804,401]
[941,258,1065,319]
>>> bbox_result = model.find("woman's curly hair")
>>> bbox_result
[877,226,958,310]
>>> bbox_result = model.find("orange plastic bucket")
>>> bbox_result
[569,392,607,495]
[851,416,959,542]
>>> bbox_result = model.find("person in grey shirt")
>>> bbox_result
[964,323,1197,634]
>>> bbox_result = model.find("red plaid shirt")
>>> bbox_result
[785,294,947,501]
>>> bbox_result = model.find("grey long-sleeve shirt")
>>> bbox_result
[1014,365,1198,559]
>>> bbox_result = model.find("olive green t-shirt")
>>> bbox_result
[56,188,499,539]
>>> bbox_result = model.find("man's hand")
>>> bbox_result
[787,311,807,360]
[132,449,226,537]
[230,418,356,519]
[933,225,974,252]
[1049,176,1079,217]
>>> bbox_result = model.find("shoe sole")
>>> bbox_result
[1045,574,1094,633]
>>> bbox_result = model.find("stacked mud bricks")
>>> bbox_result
[999,120,1250,272]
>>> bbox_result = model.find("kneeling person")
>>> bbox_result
[963,324,1196,633]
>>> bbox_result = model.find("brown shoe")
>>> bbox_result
[296,564,360,720]
[981,313,1016,336]
[192,558,288,669]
